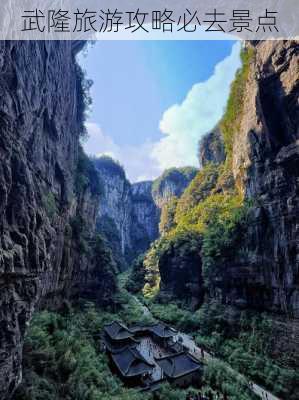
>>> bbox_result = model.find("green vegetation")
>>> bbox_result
[142,241,162,299]
[125,255,146,293]
[75,63,93,139]
[14,293,260,400]
[88,234,118,307]
[173,192,244,237]
[203,360,256,400]
[152,167,198,199]
[159,196,178,235]
[13,305,151,400]
[175,163,221,218]
[96,215,127,272]
[75,145,103,196]
[70,214,89,254]
[148,302,201,333]
[219,47,255,162]
[195,302,299,400]
[201,197,249,283]
[127,162,247,304]
[93,155,126,180]
[43,192,57,219]
[145,299,299,400]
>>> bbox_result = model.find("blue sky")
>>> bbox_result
[80,40,241,181]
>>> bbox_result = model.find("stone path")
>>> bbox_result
[132,296,281,400]
[133,295,152,317]
[137,336,165,381]
[177,333,281,400]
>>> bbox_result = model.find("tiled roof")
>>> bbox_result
[103,335,139,353]
[155,352,202,379]
[103,321,133,340]
[149,323,176,338]
[130,322,176,338]
[111,346,154,377]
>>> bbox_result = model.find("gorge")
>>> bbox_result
[0,39,298,400]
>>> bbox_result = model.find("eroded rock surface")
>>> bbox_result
[94,162,196,269]
[0,41,105,399]
[211,40,299,363]
[198,126,226,167]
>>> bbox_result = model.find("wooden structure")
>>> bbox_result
[109,345,154,386]
[155,351,202,388]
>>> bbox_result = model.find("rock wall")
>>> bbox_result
[93,159,160,268]
[94,161,196,269]
[131,181,160,254]
[214,41,299,315]
[152,167,198,208]
[0,41,105,399]
[198,126,226,167]
[210,40,299,362]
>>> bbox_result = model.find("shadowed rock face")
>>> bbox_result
[0,41,104,399]
[198,127,226,167]
[93,160,161,269]
[158,233,204,310]
[94,163,197,269]
[209,41,299,362]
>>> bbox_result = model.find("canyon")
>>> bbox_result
[0,40,298,399]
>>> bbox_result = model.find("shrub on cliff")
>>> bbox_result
[75,145,103,196]
[175,163,220,219]
[125,254,146,294]
[156,230,203,304]
[93,155,126,180]
[96,215,127,272]
[219,47,254,162]
[152,166,198,199]
[88,234,118,307]
[75,63,93,139]
[159,196,178,235]
[201,197,249,282]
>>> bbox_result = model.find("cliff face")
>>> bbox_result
[94,161,196,269]
[210,40,299,362]
[152,167,198,208]
[94,159,160,268]
[131,181,160,253]
[198,126,226,167]
[214,41,299,315]
[0,41,106,399]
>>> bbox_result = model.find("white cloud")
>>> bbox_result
[83,42,242,182]
[151,41,242,170]
[83,123,161,182]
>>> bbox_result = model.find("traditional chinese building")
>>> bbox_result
[155,351,202,388]
[109,345,154,386]
[130,322,177,346]
[102,321,203,389]
[102,321,138,352]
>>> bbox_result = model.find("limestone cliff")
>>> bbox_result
[214,41,299,315]
[94,159,196,269]
[152,167,198,208]
[209,40,299,363]
[198,126,226,167]
[0,41,113,400]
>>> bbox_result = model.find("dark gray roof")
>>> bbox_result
[155,352,202,379]
[103,335,139,353]
[130,322,176,338]
[168,341,185,353]
[111,346,154,377]
[104,321,133,340]
[148,323,176,338]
